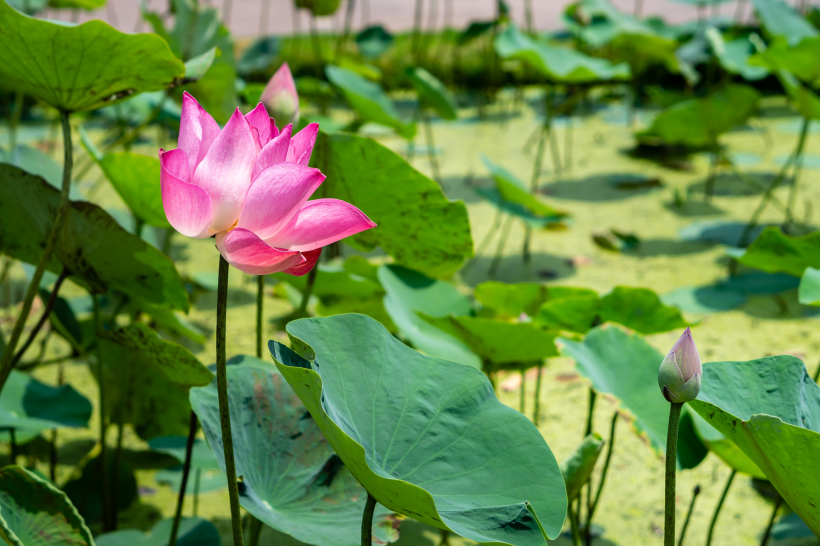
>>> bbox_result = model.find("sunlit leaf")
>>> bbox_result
[271,314,568,544]
[705,29,769,81]
[474,282,595,319]
[295,0,341,16]
[97,152,171,229]
[733,226,820,277]
[407,67,458,120]
[481,156,568,219]
[749,0,818,46]
[560,434,604,501]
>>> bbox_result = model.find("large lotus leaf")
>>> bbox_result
[378,264,480,368]
[689,411,765,478]
[190,355,399,546]
[705,29,769,81]
[0,2,183,112]
[749,0,818,46]
[0,370,92,442]
[309,131,473,278]
[474,282,596,319]
[0,465,94,546]
[424,315,560,366]
[270,314,568,544]
[325,65,416,139]
[96,338,192,440]
[689,356,820,535]
[798,266,820,305]
[560,434,604,501]
[295,0,341,16]
[558,326,708,469]
[536,286,689,335]
[0,166,189,311]
[750,36,820,85]
[102,323,212,387]
[406,67,458,120]
[49,0,105,8]
[481,156,567,219]
[98,152,171,229]
[776,71,820,120]
[96,517,220,546]
[638,85,759,147]
[495,25,630,83]
[733,226,820,277]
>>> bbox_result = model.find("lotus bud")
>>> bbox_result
[261,63,300,130]
[658,327,702,404]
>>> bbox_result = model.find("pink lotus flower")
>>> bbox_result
[160,92,375,276]
[261,63,300,130]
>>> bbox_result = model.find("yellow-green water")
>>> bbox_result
[4,91,820,545]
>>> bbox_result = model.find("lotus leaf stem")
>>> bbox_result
[677,485,700,546]
[423,111,443,186]
[533,363,543,426]
[49,428,58,482]
[568,499,581,546]
[93,294,113,532]
[664,402,683,546]
[813,361,820,383]
[584,388,597,437]
[10,267,69,368]
[193,468,201,516]
[298,265,319,314]
[0,110,73,393]
[256,275,265,358]
[488,215,514,278]
[759,498,782,546]
[519,362,526,413]
[587,410,618,530]
[216,255,245,546]
[361,492,377,546]
[786,118,811,227]
[169,411,198,546]
[248,517,264,546]
[705,469,736,546]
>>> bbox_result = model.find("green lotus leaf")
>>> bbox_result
[406,67,458,120]
[238,36,280,75]
[749,0,818,46]
[733,226,820,277]
[0,1,184,112]
[473,187,566,229]
[0,370,92,442]
[0,165,188,311]
[536,286,689,335]
[272,264,383,301]
[96,517,220,546]
[705,29,769,81]
[102,323,212,387]
[356,25,394,59]
[689,355,820,535]
[295,0,341,16]
[475,282,596,320]
[774,71,820,121]
[558,326,708,469]
[481,156,568,219]
[96,152,170,229]
[798,266,820,305]
[750,36,820,85]
[182,46,218,84]
[49,0,105,9]
[127,299,207,345]
[378,264,480,368]
[495,25,630,83]
[148,436,220,470]
[689,411,765,478]
[325,65,416,139]
[270,314,568,545]
[0,465,94,546]
[560,434,605,501]
[309,131,473,278]
[423,315,560,366]
[637,85,759,147]
[190,355,399,546]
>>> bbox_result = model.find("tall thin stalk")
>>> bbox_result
[585,411,618,535]
[422,111,443,186]
[361,493,377,546]
[584,388,596,436]
[93,295,113,532]
[664,402,683,546]
[10,268,69,368]
[298,266,319,314]
[519,362,526,414]
[705,470,736,546]
[759,498,782,546]
[786,119,812,227]
[677,485,700,546]
[533,363,543,426]
[412,0,424,64]
[256,276,265,358]
[0,110,74,393]
[335,0,356,62]
[168,412,198,546]
[216,255,245,546]
[248,518,263,546]
[488,215,514,278]
[9,91,23,152]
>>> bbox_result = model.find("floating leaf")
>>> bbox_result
[97,152,171,229]
[96,518,221,546]
[475,282,595,319]
[407,67,458,120]
[0,1,184,111]
[270,314,568,544]
[560,434,605,501]
[749,0,818,46]
[0,165,189,311]
[495,25,630,83]
[481,156,568,219]
[325,65,416,139]
[0,465,94,546]
[558,326,708,469]
[734,226,820,277]
[190,355,399,546]
[473,187,566,229]
[310,131,473,278]
[637,85,759,147]
[378,264,480,368]
[689,356,820,535]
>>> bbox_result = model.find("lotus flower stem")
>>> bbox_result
[759,498,782,546]
[0,110,73,393]
[705,470,736,546]
[677,485,700,546]
[216,255,245,546]
[664,401,683,546]
[567,500,581,546]
[256,275,265,358]
[533,363,543,426]
[168,411,198,546]
[10,267,69,368]
[93,294,113,532]
[49,429,58,482]
[361,492,377,546]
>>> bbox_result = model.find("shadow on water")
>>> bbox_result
[687,172,789,198]
[663,200,725,217]
[540,173,662,202]
[630,239,716,257]
[461,253,575,287]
